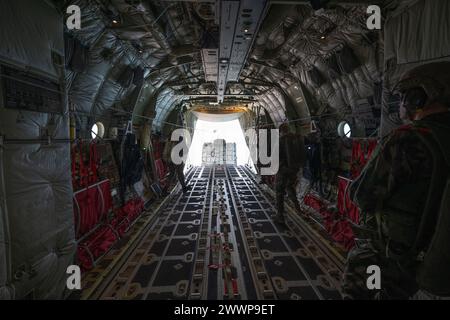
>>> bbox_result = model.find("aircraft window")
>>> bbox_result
[91,122,105,139]
[338,121,352,138]
[344,123,352,137]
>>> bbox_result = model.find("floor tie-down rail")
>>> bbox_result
[88,165,344,300]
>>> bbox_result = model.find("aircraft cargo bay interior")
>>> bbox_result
[1,0,450,303]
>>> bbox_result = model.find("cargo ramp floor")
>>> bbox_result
[79,165,345,300]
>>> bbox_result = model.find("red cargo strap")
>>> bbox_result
[155,159,167,181]
[89,142,98,185]
[351,139,377,179]
[223,279,239,296]
[71,141,87,189]
[71,141,100,190]
[337,177,360,224]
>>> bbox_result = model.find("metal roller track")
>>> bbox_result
[228,165,344,299]
[84,165,344,300]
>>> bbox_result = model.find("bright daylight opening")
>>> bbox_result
[186,118,256,172]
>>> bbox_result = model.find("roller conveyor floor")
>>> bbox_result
[81,165,345,300]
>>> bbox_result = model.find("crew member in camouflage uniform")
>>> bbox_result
[274,123,306,224]
[342,62,450,299]
[163,137,188,193]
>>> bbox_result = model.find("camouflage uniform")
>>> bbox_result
[163,140,187,192]
[275,132,305,220]
[276,167,301,215]
[343,112,450,299]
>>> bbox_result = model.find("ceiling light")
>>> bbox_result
[244,29,249,33]
[321,35,326,40]
[112,19,119,24]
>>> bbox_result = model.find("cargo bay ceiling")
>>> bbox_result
[57,0,398,138]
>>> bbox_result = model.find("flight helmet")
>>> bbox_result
[395,62,450,117]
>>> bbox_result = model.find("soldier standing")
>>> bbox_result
[343,62,450,299]
[163,136,189,194]
[274,123,306,224]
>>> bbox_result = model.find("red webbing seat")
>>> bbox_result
[303,193,324,212]
[77,225,118,271]
[351,139,377,179]
[110,197,145,237]
[73,180,113,238]
[328,219,355,251]
[303,191,356,250]
[71,141,100,190]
